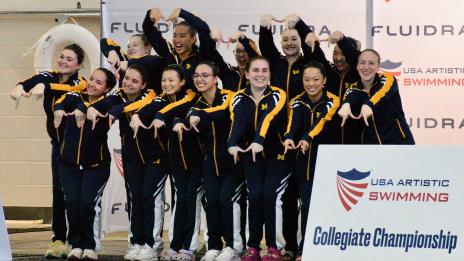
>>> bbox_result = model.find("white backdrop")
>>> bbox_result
[100,0,367,234]
[101,0,464,235]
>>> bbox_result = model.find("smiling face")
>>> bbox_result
[57,49,80,75]
[87,69,110,99]
[193,64,217,93]
[122,68,146,97]
[245,58,270,90]
[172,24,196,57]
[357,50,380,83]
[303,67,326,101]
[332,44,350,74]
[281,29,301,57]
[234,42,249,69]
[127,35,150,58]
[161,69,184,95]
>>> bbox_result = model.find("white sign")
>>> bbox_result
[304,145,464,261]
[0,198,12,261]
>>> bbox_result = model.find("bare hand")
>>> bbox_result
[338,103,356,127]
[297,140,310,155]
[305,32,329,53]
[149,119,165,138]
[167,8,181,23]
[283,139,296,155]
[130,114,147,138]
[149,7,165,24]
[67,109,86,128]
[227,146,246,164]
[282,13,300,29]
[86,107,107,130]
[359,104,373,126]
[260,13,284,30]
[107,50,120,69]
[53,110,66,128]
[189,115,200,133]
[243,142,264,162]
[30,83,45,102]
[172,122,189,142]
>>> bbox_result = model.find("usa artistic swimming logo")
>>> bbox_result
[336,169,370,211]
[380,59,402,77]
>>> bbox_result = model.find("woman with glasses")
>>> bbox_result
[180,61,244,261]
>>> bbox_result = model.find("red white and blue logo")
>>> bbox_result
[336,169,371,211]
[113,148,124,177]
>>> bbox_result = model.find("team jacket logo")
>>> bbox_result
[336,169,370,211]
[113,149,124,177]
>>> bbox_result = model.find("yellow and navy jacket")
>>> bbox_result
[228,85,287,157]
[284,90,340,181]
[187,89,235,175]
[90,88,158,165]
[304,17,362,144]
[142,8,210,91]
[259,23,311,101]
[100,38,165,94]
[19,71,86,144]
[54,92,110,168]
[344,73,415,145]
[145,89,204,171]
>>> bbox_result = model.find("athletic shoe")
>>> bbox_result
[124,244,142,260]
[261,247,282,261]
[241,248,261,261]
[45,240,69,259]
[135,244,157,260]
[160,249,178,261]
[67,248,83,260]
[172,249,195,261]
[216,247,240,261]
[199,249,220,261]
[81,249,98,261]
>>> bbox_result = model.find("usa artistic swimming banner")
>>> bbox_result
[100,0,367,234]
[303,145,464,260]
[373,0,464,144]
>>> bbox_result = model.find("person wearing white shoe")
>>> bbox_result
[67,248,83,261]
[135,243,158,261]
[200,249,220,261]
[124,244,142,260]
[215,247,240,261]
[82,249,99,261]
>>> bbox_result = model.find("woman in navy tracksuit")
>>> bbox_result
[101,34,164,94]
[283,62,340,260]
[338,49,414,145]
[87,64,166,261]
[54,68,116,261]
[183,61,244,261]
[228,56,290,261]
[9,44,87,259]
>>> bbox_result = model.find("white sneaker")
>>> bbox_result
[215,247,240,261]
[82,249,98,261]
[161,249,178,260]
[67,248,83,260]
[135,244,157,260]
[199,249,220,261]
[124,244,142,260]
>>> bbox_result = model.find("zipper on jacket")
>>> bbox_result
[396,119,406,139]
[212,122,219,176]
[76,127,84,165]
